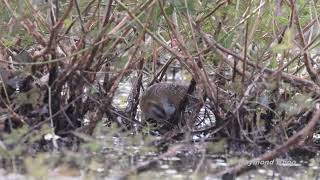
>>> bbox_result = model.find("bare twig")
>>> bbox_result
[219,106,320,176]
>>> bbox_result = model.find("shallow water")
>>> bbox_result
[1,70,319,180]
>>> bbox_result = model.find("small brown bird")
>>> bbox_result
[139,82,199,129]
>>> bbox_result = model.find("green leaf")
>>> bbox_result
[220,32,234,48]
[170,0,198,15]
[268,58,278,69]
[164,4,174,16]
[63,18,73,28]
[15,87,41,108]
[272,28,295,53]
[25,155,49,179]
[207,138,227,154]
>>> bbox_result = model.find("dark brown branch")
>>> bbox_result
[219,106,320,177]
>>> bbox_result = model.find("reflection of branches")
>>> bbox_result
[118,144,184,180]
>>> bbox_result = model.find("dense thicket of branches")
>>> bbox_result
[0,0,320,178]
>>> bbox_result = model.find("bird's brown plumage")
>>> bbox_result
[140,82,199,128]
